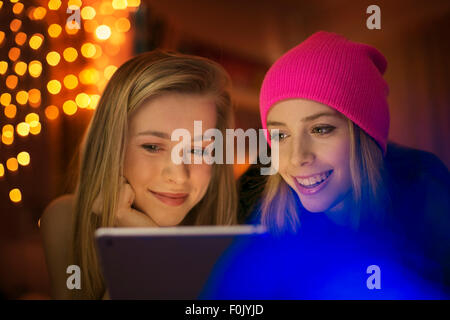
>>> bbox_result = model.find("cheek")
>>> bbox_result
[190,164,213,193]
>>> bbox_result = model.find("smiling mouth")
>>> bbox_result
[294,170,333,189]
[149,190,189,206]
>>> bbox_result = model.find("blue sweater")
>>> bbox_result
[201,143,450,299]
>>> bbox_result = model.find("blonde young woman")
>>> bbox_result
[206,31,449,299]
[40,51,237,299]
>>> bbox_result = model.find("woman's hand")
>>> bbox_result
[92,177,158,227]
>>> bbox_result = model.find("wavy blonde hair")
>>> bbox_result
[259,119,388,234]
[71,50,237,299]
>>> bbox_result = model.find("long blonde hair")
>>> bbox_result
[71,50,237,299]
[259,119,387,234]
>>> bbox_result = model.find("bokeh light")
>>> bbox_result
[47,80,62,95]
[45,105,59,120]
[29,121,41,135]
[115,17,131,32]
[0,61,7,75]
[46,51,61,66]
[28,60,43,77]
[81,42,96,58]
[6,75,18,89]
[48,24,62,38]
[95,25,111,40]
[12,2,24,14]
[16,122,30,136]
[29,33,44,50]
[64,74,79,90]
[81,6,96,20]
[75,93,90,108]
[104,65,117,80]
[17,151,30,166]
[63,47,78,62]
[25,113,39,124]
[28,89,41,107]
[14,32,27,46]
[4,104,17,119]
[112,0,127,10]
[0,164,4,178]
[8,47,21,61]
[14,61,27,76]
[0,93,11,106]
[79,68,99,84]
[9,188,22,203]
[15,90,28,105]
[48,0,62,11]
[10,19,22,32]
[6,158,19,172]
[63,100,77,115]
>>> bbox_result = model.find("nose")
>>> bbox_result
[289,135,315,167]
[162,161,189,185]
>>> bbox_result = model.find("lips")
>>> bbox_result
[149,190,189,206]
[293,170,333,195]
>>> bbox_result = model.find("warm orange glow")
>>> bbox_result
[28,89,41,107]
[81,6,96,19]
[0,61,7,75]
[88,94,101,109]
[8,47,21,61]
[9,188,22,203]
[81,43,96,58]
[4,104,17,119]
[115,17,131,32]
[10,19,21,32]
[84,19,98,33]
[29,121,41,135]
[29,34,44,50]
[14,61,27,76]
[47,80,62,95]
[110,32,125,45]
[100,1,114,15]
[17,151,30,166]
[63,100,77,115]
[128,0,141,7]
[64,74,79,89]
[63,47,78,62]
[0,31,4,45]
[12,2,24,14]
[76,93,90,108]
[46,51,61,66]
[6,75,18,89]
[28,60,42,78]
[16,122,30,136]
[104,65,117,80]
[0,163,4,178]
[105,43,120,56]
[48,0,62,10]
[45,105,59,120]
[112,0,127,10]
[32,7,47,20]
[95,25,111,40]
[15,90,28,105]
[0,93,11,106]
[48,24,62,38]
[79,68,99,85]
[6,158,19,172]
[14,32,27,46]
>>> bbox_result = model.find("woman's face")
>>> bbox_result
[123,93,216,226]
[267,99,353,214]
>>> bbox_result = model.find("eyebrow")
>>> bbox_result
[136,130,170,139]
[267,112,339,127]
[136,130,206,142]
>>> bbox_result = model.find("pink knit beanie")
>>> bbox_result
[260,31,390,153]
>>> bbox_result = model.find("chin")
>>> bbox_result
[295,193,334,213]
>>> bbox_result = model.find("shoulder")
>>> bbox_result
[40,194,75,299]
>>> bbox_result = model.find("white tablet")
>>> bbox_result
[95,225,267,300]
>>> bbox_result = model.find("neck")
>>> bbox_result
[324,191,360,231]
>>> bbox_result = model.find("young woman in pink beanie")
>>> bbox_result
[204,31,450,299]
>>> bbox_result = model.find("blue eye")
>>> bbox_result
[142,144,161,153]
[311,125,335,135]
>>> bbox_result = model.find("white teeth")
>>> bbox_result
[296,171,331,187]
